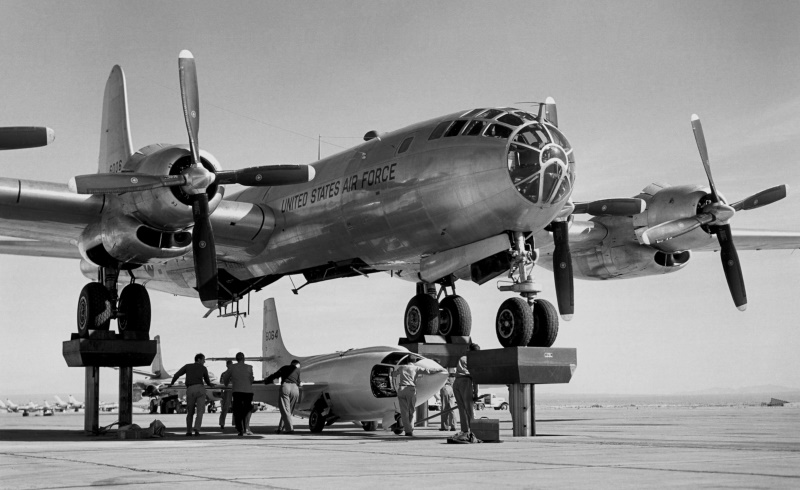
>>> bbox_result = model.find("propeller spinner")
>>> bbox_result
[639,115,789,311]
[69,50,316,307]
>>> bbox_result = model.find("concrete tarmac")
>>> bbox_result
[1,406,798,489]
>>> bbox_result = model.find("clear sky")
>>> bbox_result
[1,1,799,396]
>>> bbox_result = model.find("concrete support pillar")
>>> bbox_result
[509,383,536,437]
[118,366,133,427]
[416,403,429,427]
[84,366,100,433]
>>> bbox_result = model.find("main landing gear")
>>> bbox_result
[76,267,151,337]
[402,231,558,347]
[403,279,472,342]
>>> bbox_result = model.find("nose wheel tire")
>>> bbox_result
[438,295,472,337]
[529,298,559,347]
[117,283,151,333]
[309,408,326,433]
[495,297,534,347]
[404,294,439,342]
[77,283,112,337]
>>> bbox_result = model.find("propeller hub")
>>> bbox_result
[181,165,216,195]
[701,201,735,225]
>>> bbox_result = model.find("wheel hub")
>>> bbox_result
[406,306,421,336]
[497,309,514,339]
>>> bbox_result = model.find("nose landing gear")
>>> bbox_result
[496,232,558,347]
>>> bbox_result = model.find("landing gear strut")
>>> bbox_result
[496,232,558,347]
[76,267,151,337]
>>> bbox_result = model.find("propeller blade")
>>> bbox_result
[639,214,715,245]
[573,198,646,216]
[544,97,558,127]
[731,184,788,211]
[0,126,55,150]
[691,114,720,203]
[69,173,187,194]
[551,220,574,320]
[191,193,218,308]
[713,224,747,311]
[214,164,316,186]
[179,50,201,167]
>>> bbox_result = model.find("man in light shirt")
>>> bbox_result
[393,356,446,436]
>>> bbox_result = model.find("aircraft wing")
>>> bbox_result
[688,230,800,252]
[0,178,104,245]
[251,382,329,415]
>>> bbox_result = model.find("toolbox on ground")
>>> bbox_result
[471,418,500,442]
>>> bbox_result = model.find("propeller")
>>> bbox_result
[69,50,317,308]
[572,198,646,217]
[547,193,645,321]
[640,115,789,311]
[551,220,573,320]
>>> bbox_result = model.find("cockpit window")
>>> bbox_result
[484,124,513,139]
[444,120,468,137]
[428,121,451,140]
[398,136,414,154]
[499,113,524,127]
[506,122,574,205]
[462,108,485,118]
[477,108,504,119]
[381,352,413,365]
[464,120,485,136]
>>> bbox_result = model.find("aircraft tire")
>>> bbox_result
[77,283,112,337]
[117,283,151,333]
[438,295,472,337]
[529,299,559,347]
[404,294,439,342]
[309,409,325,433]
[495,297,534,347]
[361,421,377,431]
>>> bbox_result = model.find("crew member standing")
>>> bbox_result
[453,343,480,435]
[167,353,213,436]
[393,356,446,436]
[218,360,233,430]
[221,352,254,437]
[264,360,301,434]
[439,371,457,431]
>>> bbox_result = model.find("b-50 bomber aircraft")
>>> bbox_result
[0,51,796,348]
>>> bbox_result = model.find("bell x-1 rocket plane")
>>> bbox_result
[209,298,448,433]
[0,50,797,349]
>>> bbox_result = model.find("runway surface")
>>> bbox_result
[1,405,798,489]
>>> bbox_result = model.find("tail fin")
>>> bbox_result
[262,298,297,378]
[150,335,170,379]
[98,65,133,173]
[54,395,65,405]
[68,395,81,405]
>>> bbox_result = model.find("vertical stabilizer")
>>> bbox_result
[150,335,170,379]
[262,298,297,378]
[54,395,65,406]
[98,65,133,173]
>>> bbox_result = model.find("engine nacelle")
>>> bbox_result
[78,214,193,267]
[572,242,691,280]
[633,183,719,253]
[120,143,223,230]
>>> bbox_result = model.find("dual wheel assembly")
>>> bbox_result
[76,282,152,337]
[403,292,558,347]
